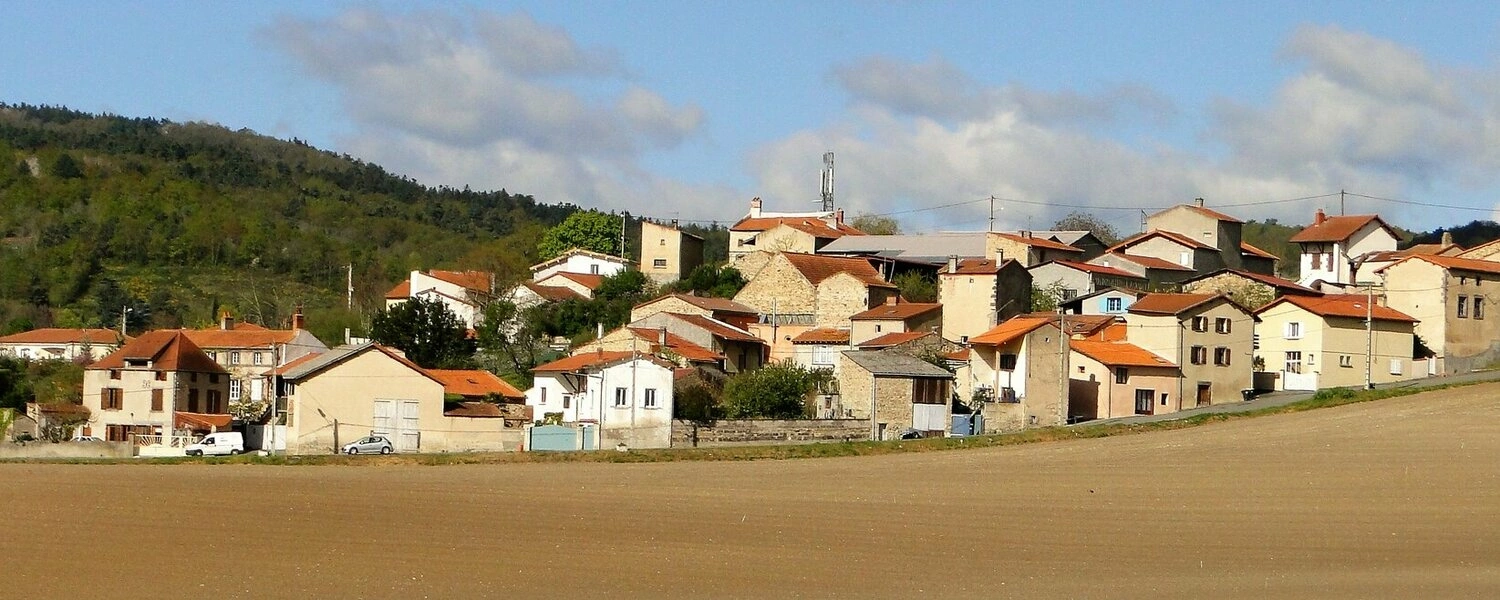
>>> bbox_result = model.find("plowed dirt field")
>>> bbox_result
[5,384,1499,598]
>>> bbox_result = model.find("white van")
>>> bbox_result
[185,432,244,457]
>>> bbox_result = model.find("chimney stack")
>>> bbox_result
[834,208,844,223]
[291,304,305,330]
[885,295,897,305]
[749,197,763,218]
[947,255,959,274]
[1442,231,1454,247]
[658,327,668,348]
[1314,208,1327,225]
[220,311,234,331]
[1195,197,1205,207]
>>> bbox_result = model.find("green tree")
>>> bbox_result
[850,213,900,235]
[537,210,623,260]
[1051,211,1120,245]
[670,264,746,298]
[51,152,83,179]
[474,299,553,388]
[1030,281,1070,313]
[370,296,477,368]
[721,361,830,418]
[893,271,938,302]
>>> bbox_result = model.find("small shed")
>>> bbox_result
[839,350,955,440]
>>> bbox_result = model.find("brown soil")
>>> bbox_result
[5,384,1499,599]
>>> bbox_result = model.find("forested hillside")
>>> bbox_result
[0,104,583,342]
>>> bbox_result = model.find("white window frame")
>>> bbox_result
[1389,358,1403,375]
[811,345,836,366]
[253,352,264,366]
[613,387,628,407]
[1285,322,1302,340]
[644,388,659,409]
[229,379,242,402]
[1285,351,1302,374]
[1105,297,1123,312]
[1339,355,1353,368]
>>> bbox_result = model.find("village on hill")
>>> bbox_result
[4,190,1498,457]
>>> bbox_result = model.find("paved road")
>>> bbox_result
[1083,368,1500,426]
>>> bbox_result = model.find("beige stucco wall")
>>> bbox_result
[969,326,1067,432]
[286,350,447,454]
[850,311,940,346]
[1256,303,1418,390]
[1068,353,1178,420]
[1381,259,1500,374]
[1125,301,1253,409]
[640,221,703,286]
[940,273,997,343]
[83,368,228,439]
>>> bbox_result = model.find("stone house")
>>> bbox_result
[1457,237,1500,262]
[571,325,726,370]
[1028,260,1148,302]
[1253,294,1419,391]
[627,311,766,373]
[1068,340,1179,420]
[849,300,942,346]
[733,252,897,328]
[727,197,864,263]
[938,257,1032,343]
[857,331,942,352]
[1376,254,1500,375]
[0,328,129,362]
[531,271,606,300]
[1089,252,1196,289]
[1144,200,1250,271]
[1354,232,1464,285]
[270,343,519,454]
[526,351,676,449]
[1124,293,1256,409]
[986,231,1083,266]
[964,315,1068,431]
[639,220,705,286]
[789,327,851,376]
[82,330,230,444]
[630,294,758,330]
[1181,269,1321,310]
[182,311,328,415]
[838,349,953,440]
[1107,230,1222,273]
[1288,210,1401,288]
[385,269,497,329]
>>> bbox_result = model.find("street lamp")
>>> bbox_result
[120,306,133,337]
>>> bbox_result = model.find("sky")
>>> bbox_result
[5,1,1500,233]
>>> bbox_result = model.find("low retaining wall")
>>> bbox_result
[671,418,870,448]
[0,441,134,459]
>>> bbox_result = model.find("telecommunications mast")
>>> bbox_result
[820,151,835,213]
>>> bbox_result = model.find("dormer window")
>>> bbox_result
[125,359,148,368]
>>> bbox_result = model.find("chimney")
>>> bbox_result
[1195,197,1205,207]
[947,255,959,274]
[1314,208,1327,225]
[291,304,305,330]
[220,311,234,331]
[885,295,897,306]
[1020,230,1031,239]
[834,208,844,223]
[658,327,668,348]
[749,197,762,218]
[1442,231,1454,247]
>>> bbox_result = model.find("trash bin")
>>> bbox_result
[1240,389,1256,402]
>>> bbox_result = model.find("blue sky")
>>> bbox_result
[5,1,1500,232]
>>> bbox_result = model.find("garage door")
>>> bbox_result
[372,399,421,452]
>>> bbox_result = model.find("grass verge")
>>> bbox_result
[3,379,1483,467]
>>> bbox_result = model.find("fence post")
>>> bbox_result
[333,419,340,454]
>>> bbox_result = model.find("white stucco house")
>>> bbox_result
[384,269,497,330]
[526,350,676,449]
[530,248,632,282]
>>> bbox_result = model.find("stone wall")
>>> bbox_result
[671,418,870,447]
[0,441,134,459]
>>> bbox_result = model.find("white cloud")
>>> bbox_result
[265,8,719,214]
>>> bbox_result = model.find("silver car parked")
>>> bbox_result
[342,435,394,455]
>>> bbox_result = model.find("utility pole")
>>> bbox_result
[1340,189,1346,216]
[346,264,354,310]
[620,212,630,258]
[1057,308,1067,426]
[120,306,131,337]
[988,196,996,232]
[1364,281,1376,389]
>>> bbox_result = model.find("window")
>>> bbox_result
[1285,322,1302,339]
[155,370,167,381]
[590,264,600,275]
[614,387,628,407]
[1215,317,1231,334]
[1190,346,1207,365]
[1114,367,1128,384]
[1389,358,1403,375]
[229,379,242,401]
[1475,297,1485,320]
[644,388,659,409]
[207,390,223,414]
[1310,251,1322,270]
[653,258,667,269]
[1214,347,1231,366]
[999,354,1018,371]
[913,379,946,404]
[1339,355,1353,368]
[109,369,121,380]
[1285,351,1302,374]
[1134,389,1153,415]
[659,239,666,246]
[538,388,547,405]
[101,388,123,410]
[1458,295,1469,318]
[150,389,163,412]
[188,389,200,413]
[1060,288,1078,300]
[1105,297,1123,313]
[562,396,571,409]
[875,324,883,332]
[1191,316,1208,332]
[253,352,264,366]
[230,352,241,365]
[191,372,199,383]
[812,345,836,366]
[1179,251,1190,267]
[283,382,296,396]
[209,373,219,384]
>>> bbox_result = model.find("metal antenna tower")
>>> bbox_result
[820,152,835,213]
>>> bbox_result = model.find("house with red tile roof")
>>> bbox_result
[1068,340,1179,420]
[571,325,728,369]
[0,328,129,362]
[1288,209,1401,288]
[963,315,1068,431]
[269,343,524,454]
[530,248,632,282]
[385,268,498,329]
[526,350,676,449]
[1376,254,1500,374]
[1028,260,1148,304]
[937,257,1033,343]
[1253,294,1419,391]
[1144,199,1272,273]
[733,252,896,328]
[789,327,851,374]
[630,293,759,330]
[1181,268,1321,309]
[727,197,865,263]
[849,299,942,346]
[1125,293,1256,409]
[1088,252,1196,288]
[625,311,766,373]
[181,311,328,413]
[82,330,230,446]
[985,231,1084,267]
